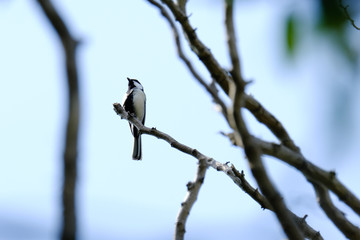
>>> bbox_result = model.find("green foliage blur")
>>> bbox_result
[285,0,359,64]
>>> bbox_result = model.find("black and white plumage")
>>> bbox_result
[122,78,146,160]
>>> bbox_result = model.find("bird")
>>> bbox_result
[122,77,146,160]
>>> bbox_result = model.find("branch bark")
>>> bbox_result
[244,94,300,152]
[312,182,360,239]
[174,159,208,240]
[231,167,323,240]
[36,1,80,239]
[113,103,323,239]
[338,0,360,30]
[224,1,303,238]
[253,138,360,216]
[147,0,228,120]
[145,1,360,239]
[160,0,231,94]
[156,0,300,152]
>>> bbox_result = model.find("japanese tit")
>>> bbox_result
[122,78,146,160]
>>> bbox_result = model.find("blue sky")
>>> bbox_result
[1,0,360,239]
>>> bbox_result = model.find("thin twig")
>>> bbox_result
[338,0,360,30]
[147,0,228,120]
[174,159,208,240]
[161,0,231,94]
[35,1,80,240]
[224,0,243,85]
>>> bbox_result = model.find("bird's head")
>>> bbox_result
[127,77,144,91]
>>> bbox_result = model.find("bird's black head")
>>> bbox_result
[127,77,144,91]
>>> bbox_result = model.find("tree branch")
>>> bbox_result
[147,0,228,120]
[231,87,303,239]
[35,1,80,239]
[224,1,303,238]
[145,1,359,238]
[224,0,243,85]
[151,0,301,152]
[338,0,360,30]
[312,182,360,239]
[244,94,300,153]
[253,137,360,216]
[231,167,323,240]
[174,159,208,240]
[160,0,231,94]
[223,132,360,217]
[114,103,322,239]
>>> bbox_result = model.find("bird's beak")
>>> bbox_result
[127,77,131,82]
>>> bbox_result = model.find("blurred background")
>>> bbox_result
[0,0,360,239]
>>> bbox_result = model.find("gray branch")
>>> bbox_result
[338,0,360,30]
[113,103,323,239]
[312,182,360,239]
[35,1,80,239]
[160,0,232,94]
[174,159,208,240]
[147,0,228,121]
[145,0,360,238]
[224,1,303,238]
[253,137,360,216]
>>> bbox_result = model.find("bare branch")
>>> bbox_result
[160,0,231,94]
[253,138,360,216]
[175,159,208,240]
[231,86,303,239]
[147,0,228,120]
[145,1,360,238]
[177,0,187,14]
[244,94,300,153]
[223,132,360,217]
[151,0,301,152]
[312,182,360,239]
[35,1,80,239]
[223,1,303,238]
[231,167,323,240]
[114,103,323,239]
[339,0,360,30]
[224,0,243,85]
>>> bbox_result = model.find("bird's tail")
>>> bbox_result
[132,135,142,160]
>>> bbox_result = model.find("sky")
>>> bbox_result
[1,0,360,240]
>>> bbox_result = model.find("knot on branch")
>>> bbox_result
[329,170,336,180]
[186,181,194,191]
[191,148,199,157]
[198,177,205,184]
[301,214,308,224]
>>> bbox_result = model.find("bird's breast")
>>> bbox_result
[133,89,146,120]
